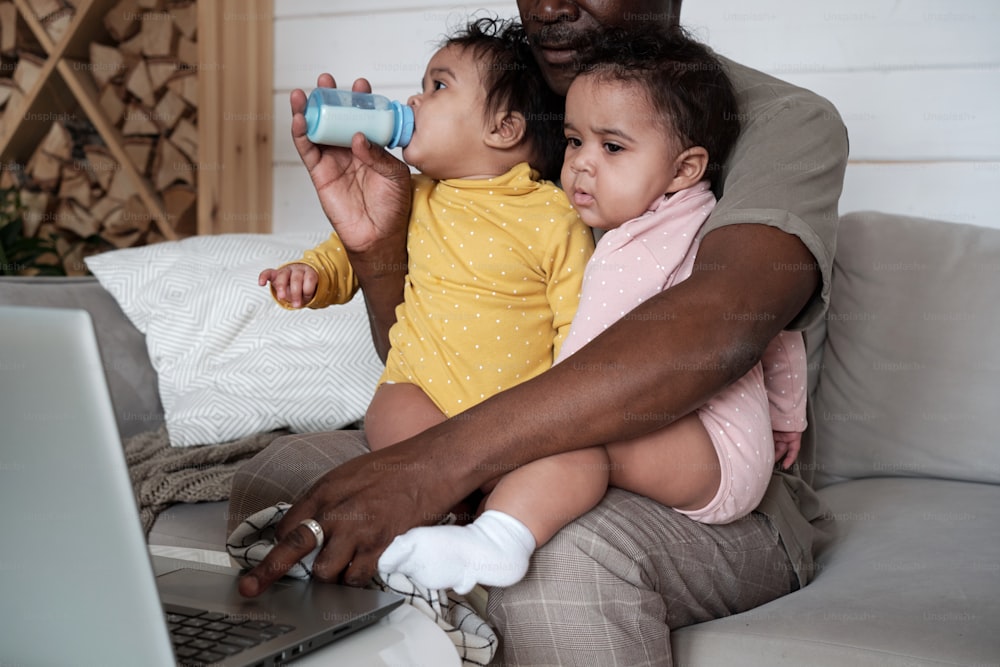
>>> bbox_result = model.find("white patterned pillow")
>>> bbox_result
[85,234,384,446]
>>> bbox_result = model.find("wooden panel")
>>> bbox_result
[272,163,327,234]
[197,0,274,234]
[275,0,513,20]
[841,162,1000,230]
[274,69,1000,167]
[271,3,999,161]
[271,92,291,163]
[274,161,1000,234]
[274,4,514,90]
[784,68,1000,161]
[273,0,997,79]
[683,0,998,72]
[269,0,1000,233]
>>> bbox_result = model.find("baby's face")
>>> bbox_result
[403,45,491,180]
[561,75,681,230]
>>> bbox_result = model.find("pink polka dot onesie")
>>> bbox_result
[556,180,807,524]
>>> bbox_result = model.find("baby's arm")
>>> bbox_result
[772,431,802,471]
[259,233,361,309]
[258,263,318,309]
[761,330,808,469]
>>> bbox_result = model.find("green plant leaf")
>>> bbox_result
[0,187,67,277]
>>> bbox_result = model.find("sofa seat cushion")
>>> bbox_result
[148,501,231,551]
[671,477,1000,666]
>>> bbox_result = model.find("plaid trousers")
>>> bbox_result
[229,431,797,667]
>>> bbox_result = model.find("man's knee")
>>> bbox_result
[485,499,663,628]
[227,430,370,532]
[487,490,739,665]
[485,517,671,667]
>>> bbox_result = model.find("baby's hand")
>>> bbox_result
[258,263,318,308]
[773,430,802,470]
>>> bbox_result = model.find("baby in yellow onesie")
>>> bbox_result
[259,18,594,450]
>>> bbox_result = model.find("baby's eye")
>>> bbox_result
[604,142,624,153]
[565,137,582,148]
[433,80,447,91]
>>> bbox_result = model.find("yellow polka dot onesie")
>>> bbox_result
[285,162,595,416]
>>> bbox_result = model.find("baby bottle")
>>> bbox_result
[305,88,414,149]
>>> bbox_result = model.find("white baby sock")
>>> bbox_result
[377,510,536,595]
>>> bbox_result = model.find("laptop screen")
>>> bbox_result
[0,306,176,665]
[0,305,403,666]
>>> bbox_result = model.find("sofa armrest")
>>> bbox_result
[0,276,164,438]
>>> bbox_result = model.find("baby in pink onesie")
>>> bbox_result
[378,25,807,594]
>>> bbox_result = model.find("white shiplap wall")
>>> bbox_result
[271,0,1000,233]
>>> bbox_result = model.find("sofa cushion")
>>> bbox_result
[0,276,163,439]
[812,212,1000,488]
[148,501,230,551]
[672,477,1000,665]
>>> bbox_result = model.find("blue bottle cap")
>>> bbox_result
[304,88,323,142]
[390,101,414,149]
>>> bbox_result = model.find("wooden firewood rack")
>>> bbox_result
[0,0,272,272]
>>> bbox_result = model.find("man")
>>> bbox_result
[232,1,848,664]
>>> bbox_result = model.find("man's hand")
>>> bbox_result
[238,439,475,595]
[291,74,411,256]
[292,74,412,360]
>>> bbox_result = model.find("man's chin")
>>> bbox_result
[530,48,577,96]
[539,64,576,97]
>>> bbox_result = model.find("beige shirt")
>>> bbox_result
[707,56,849,585]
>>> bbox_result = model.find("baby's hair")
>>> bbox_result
[573,25,741,191]
[444,17,565,181]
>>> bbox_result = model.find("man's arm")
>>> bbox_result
[409,223,817,482]
[239,221,817,593]
[347,237,407,361]
[288,74,411,361]
[241,56,847,597]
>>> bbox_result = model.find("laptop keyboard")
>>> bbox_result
[165,602,295,665]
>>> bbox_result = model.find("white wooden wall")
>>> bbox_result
[271,0,1000,234]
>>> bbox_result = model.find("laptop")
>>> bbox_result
[0,305,403,666]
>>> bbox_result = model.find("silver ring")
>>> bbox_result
[298,518,325,549]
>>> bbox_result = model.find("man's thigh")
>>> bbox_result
[487,487,797,667]
[227,430,369,533]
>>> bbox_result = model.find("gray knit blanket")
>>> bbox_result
[123,425,285,534]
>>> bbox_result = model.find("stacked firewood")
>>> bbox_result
[0,0,198,274]
[0,1,45,136]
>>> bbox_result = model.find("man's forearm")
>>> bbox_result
[396,224,820,491]
[237,223,822,593]
[347,229,408,361]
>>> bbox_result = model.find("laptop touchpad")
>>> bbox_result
[157,567,399,627]
[159,568,303,612]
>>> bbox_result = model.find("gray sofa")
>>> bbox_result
[2,210,997,665]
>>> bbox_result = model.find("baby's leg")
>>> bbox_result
[365,382,446,451]
[378,447,610,593]
[610,368,776,525]
[485,446,610,545]
[606,412,721,513]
